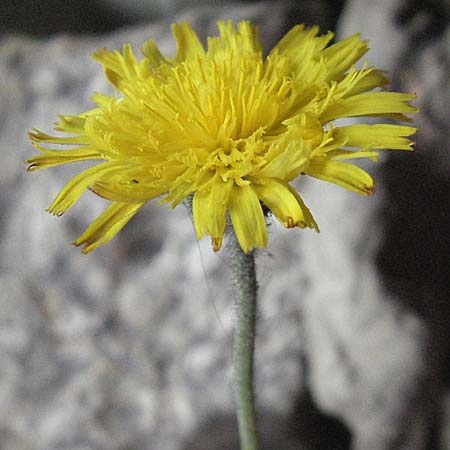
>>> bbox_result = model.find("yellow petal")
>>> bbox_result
[28,128,89,145]
[307,158,374,195]
[92,48,125,89]
[253,179,312,229]
[54,115,87,133]
[325,149,379,161]
[207,21,262,57]
[225,20,261,54]
[236,20,262,53]
[258,138,309,180]
[286,184,319,231]
[258,119,320,180]
[343,69,389,97]
[90,173,166,203]
[47,161,132,216]
[193,178,232,250]
[92,44,147,90]
[331,65,388,99]
[26,146,104,171]
[140,39,166,68]
[269,25,332,86]
[333,124,416,150]
[164,177,196,209]
[321,92,418,122]
[89,93,115,111]
[229,184,267,253]
[74,201,143,253]
[172,21,205,62]
[323,34,368,80]
[192,189,208,241]
[271,24,331,59]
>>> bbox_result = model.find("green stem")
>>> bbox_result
[228,230,259,450]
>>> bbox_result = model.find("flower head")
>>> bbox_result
[27,21,417,253]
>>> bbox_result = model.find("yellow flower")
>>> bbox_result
[26,21,418,253]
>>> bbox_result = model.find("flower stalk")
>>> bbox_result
[228,227,259,450]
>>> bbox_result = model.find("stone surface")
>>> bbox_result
[0,1,449,450]
[313,1,450,449]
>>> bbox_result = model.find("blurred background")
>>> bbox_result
[0,1,449,449]
[0,0,344,35]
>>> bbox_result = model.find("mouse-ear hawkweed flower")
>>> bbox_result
[26,20,418,450]
[26,21,417,254]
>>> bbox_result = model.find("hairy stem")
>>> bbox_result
[228,230,259,450]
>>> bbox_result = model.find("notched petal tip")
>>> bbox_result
[104,68,123,89]
[172,20,205,62]
[212,236,223,252]
[71,239,90,254]
[46,206,65,217]
[28,128,55,143]
[286,216,295,228]
[71,202,144,254]
[71,239,92,254]
[25,160,37,172]
[28,129,39,141]
[91,47,109,59]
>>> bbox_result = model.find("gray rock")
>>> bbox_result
[442,392,450,450]
[311,1,450,449]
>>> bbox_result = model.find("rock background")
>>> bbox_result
[0,1,449,449]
